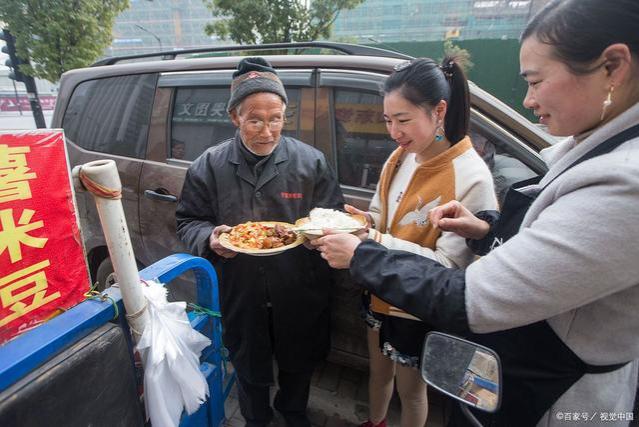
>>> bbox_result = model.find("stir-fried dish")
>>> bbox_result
[228,222,297,250]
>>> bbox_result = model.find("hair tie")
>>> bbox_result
[440,61,454,80]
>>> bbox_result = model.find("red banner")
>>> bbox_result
[0,95,57,112]
[0,130,89,343]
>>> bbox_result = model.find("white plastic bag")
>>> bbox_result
[136,280,211,427]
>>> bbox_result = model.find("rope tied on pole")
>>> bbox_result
[78,166,122,199]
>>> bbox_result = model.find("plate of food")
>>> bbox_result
[218,221,304,256]
[294,208,367,240]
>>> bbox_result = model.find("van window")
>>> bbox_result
[333,89,394,190]
[62,74,156,159]
[469,124,537,204]
[170,87,301,161]
[330,87,537,202]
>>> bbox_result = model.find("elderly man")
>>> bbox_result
[176,57,344,427]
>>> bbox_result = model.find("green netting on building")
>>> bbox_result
[333,0,545,42]
[365,39,532,119]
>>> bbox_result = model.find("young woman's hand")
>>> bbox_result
[310,232,362,269]
[429,200,491,240]
[344,204,373,229]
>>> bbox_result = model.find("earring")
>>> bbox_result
[600,85,614,121]
[434,124,445,142]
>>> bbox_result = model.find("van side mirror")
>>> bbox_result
[421,332,502,413]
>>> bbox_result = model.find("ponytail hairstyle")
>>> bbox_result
[383,55,471,144]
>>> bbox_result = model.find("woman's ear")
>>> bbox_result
[601,43,633,84]
[435,99,448,122]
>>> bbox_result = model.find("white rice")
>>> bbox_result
[305,208,361,230]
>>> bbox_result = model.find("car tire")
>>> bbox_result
[95,257,117,291]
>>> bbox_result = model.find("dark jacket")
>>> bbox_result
[176,133,344,384]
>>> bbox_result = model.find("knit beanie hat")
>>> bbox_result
[227,57,288,113]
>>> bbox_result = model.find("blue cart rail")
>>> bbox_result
[0,254,231,427]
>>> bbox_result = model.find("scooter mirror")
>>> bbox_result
[421,332,501,413]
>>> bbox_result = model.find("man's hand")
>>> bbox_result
[310,232,362,269]
[429,200,490,240]
[344,204,373,229]
[209,225,238,258]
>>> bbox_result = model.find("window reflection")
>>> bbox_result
[170,87,300,161]
[469,127,537,205]
[333,89,394,190]
[62,74,156,159]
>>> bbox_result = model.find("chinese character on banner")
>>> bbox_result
[0,144,37,203]
[0,131,89,344]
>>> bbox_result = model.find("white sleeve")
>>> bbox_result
[369,150,498,268]
[367,154,395,229]
[368,188,382,230]
[465,157,639,333]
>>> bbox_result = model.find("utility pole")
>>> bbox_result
[11,79,23,115]
[22,73,46,128]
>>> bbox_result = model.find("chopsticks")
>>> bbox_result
[292,226,362,232]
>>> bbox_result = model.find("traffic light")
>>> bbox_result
[1,29,25,82]
[0,28,46,128]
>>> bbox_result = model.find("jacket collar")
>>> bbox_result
[228,131,290,190]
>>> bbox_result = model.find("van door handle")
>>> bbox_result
[144,189,178,203]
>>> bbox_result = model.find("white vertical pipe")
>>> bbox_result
[72,160,148,339]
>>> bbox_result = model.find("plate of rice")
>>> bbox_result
[294,208,367,240]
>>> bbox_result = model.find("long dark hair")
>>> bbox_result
[522,0,639,74]
[383,55,470,144]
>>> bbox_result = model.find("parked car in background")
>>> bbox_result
[51,42,553,368]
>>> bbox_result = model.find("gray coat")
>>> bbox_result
[466,103,639,426]
[351,103,639,425]
[176,134,344,384]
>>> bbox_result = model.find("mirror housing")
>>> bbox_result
[421,332,502,413]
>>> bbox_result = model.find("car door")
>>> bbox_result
[316,69,394,364]
[138,69,315,274]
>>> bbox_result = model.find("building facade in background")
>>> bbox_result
[332,0,551,119]
[332,0,550,43]
[108,0,226,57]
[1,0,552,113]
[107,0,552,59]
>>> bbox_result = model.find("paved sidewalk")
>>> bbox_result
[223,360,447,427]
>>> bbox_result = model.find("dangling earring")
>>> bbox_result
[600,85,615,121]
[434,124,445,142]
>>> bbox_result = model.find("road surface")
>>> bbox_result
[0,111,54,130]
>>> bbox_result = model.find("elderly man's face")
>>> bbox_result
[230,92,286,156]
